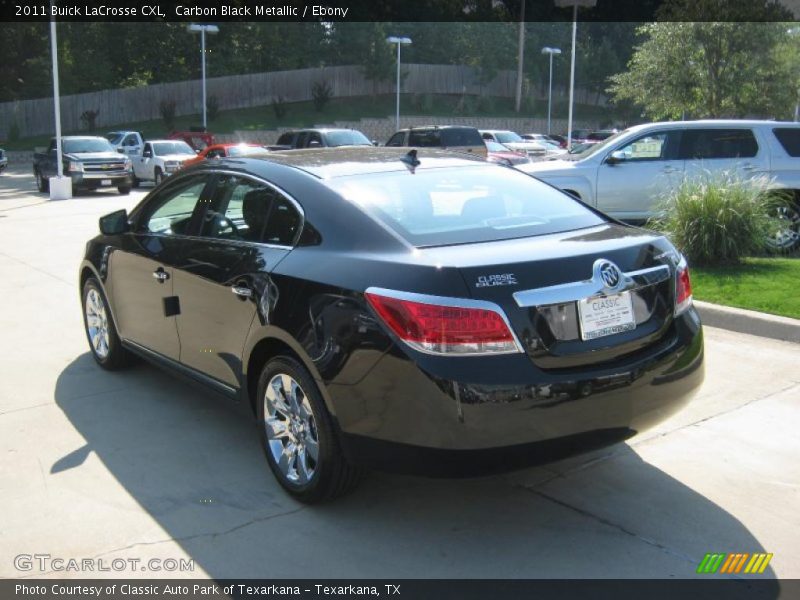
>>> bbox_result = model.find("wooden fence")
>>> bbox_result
[0,64,608,139]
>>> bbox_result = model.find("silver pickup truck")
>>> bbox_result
[519,120,800,251]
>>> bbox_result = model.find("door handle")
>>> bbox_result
[152,268,169,283]
[231,285,253,298]
[741,163,756,171]
[661,166,679,173]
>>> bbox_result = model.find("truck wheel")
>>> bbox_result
[154,169,163,186]
[131,175,140,189]
[118,186,131,195]
[36,170,49,193]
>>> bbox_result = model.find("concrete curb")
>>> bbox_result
[694,300,800,344]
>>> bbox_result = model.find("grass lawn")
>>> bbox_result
[3,94,617,151]
[691,257,800,319]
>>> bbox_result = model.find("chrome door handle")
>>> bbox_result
[661,166,678,173]
[741,163,756,171]
[152,269,169,282]
[231,285,253,298]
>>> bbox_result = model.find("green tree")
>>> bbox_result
[608,0,796,120]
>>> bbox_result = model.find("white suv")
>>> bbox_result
[518,120,800,250]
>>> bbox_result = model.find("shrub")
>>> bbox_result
[271,96,288,120]
[206,95,220,122]
[159,100,177,130]
[650,171,791,266]
[8,120,20,142]
[311,81,333,112]
[80,109,100,131]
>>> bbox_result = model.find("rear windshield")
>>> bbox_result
[440,128,483,147]
[773,128,800,157]
[227,145,265,157]
[152,142,194,156]
[105,132,124,145]
[329,166,605,247]
[325,130,372,147]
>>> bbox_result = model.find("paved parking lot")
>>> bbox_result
[0,167,798,580]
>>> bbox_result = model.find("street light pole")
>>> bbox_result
[554,0,596,149]
[386,36,412,131]
[541,47,561,135]
[188,24,219,130]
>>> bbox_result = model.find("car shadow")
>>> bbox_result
[54,353,780,584]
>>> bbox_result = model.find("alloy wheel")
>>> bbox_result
[263,373,319,485]
[767,205,800,251]
[85,288,110,359]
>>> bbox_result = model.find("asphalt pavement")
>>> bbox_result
[0,168,797,580]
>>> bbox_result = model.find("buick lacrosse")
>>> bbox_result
[79,148,703,502]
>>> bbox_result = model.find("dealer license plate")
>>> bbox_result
[101,179,112,186]
[577,291,635,341]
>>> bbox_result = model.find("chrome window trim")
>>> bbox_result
[513,262,671,308]
[365,286,525,355]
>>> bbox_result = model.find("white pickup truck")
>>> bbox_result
[518,120,800,251]
[130,140,197,187]
[106,131,145,157]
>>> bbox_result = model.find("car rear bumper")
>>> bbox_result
[329,309,704,473]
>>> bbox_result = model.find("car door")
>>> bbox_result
[594,130,684,221]
[108,174,213,359]
[680,128,767,183]
[172,173,301,388]
[134,142,155,180]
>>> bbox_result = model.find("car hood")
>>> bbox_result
[65,152,125,160]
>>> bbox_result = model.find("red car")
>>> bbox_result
[182,143,267,168]
[167,130,216,151]
[484,140,531,166]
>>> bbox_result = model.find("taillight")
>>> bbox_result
[364,289,521,355]
[675,259,693,315]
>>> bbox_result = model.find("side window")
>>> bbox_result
[408,130,441,147]
[124,134,138,146]
[482,132,494,140]
[276,132,294,146]
[386,132,405,147]
[141,176,209,235]
[143,143,152,156]
[615,132,675,161]
[679,129,758,160]
[263,196,302,246]
[199,175,276,242]
[295,132,310,148]
[307,132,323,147]
[773,128,800,157]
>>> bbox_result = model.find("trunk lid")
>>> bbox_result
[420,224,679,369]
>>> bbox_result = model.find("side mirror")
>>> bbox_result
[372,140,379,146]
[117,148,125,154]
[606,150,627,165]
[143,150,152,158]
[196,149,201,154]
[99,209,129,235]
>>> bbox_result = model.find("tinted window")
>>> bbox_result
[295,132,309,148]
[408,129,441,147]
[386,132,406,147]
[263,196,302,246]
[152,142,194,156]
[276,133,294,146]
[141,176,209,235]
[679,129,758,159]
[325,130,371,147]
[329,166,605,247]
[493,131,523,144]
[105,133,123,145]
[442,128,483,146]
[123,134,138,146]
[773,128,800,157]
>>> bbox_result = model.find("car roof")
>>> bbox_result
[222,147,489,179]
[61,136,108,140]
[281,128,363,134]
[627,119,800,133]
[395,125,478,132]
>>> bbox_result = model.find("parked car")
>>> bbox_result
[569,129,594,144]
[385,126,487,156]
[518,120,800,251]
[275,128,373,149]
[480,130,547,158]
[79,147,704,502]
[484,140,530,166]
[182,143,268,168]
[0,148,7,173]
[33,136,133,194]
[522,133,568,151]
[586,129,619,143]
[106,131,145,157]
[131,140,197,187]
[168,130,215,151]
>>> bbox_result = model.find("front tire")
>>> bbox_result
[36,170,49,193]
[118,185,131,195]
[766,201,800,253]
[154,169,163,186]
[82,278,132,370]
[256,357,362,503]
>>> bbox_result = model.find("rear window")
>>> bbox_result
[329,166,605,247]
[441,128,483,147]
[325,130,371,147]
[679,129,758,159]
[773,128,800,157]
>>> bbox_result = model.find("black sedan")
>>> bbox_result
[79,148,704,502]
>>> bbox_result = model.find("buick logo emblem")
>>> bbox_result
[598,261,622,289]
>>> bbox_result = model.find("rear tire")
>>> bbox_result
[766,201,800,253]
[81,277,133,370]
[256,356,362,503]
[36,170,49,193]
